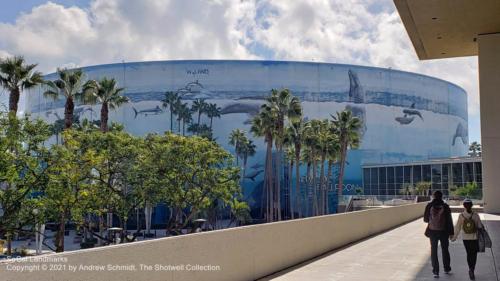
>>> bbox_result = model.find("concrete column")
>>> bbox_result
[478,33,500,213]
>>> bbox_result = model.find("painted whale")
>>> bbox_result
[395,116,415,125]
[402,103,423,120]
[346,70,367,135]
[244,170,264,181]
[132,105,163,118]
[452,123,468,145]
[221,103,261,116]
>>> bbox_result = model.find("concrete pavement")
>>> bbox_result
[260,213,500,281]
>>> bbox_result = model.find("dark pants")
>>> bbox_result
[463,239,479,271]
[430,234,451,274]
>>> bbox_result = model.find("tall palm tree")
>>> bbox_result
[206,103,222,129]
[43,69,93,129]
[331,110,361,197]
[0,56,43,114]
[265,89,302,221]
[191,98,208,127]
[86,78,129,132]
[325,129,340,214]
[238,139,256,179]
[251,106,277,222]
[304,119,322,216]
[229,129,246,166]
[175,102,190,134]
[286,117,305,218]
[284,146,295,219]
[162,92,180,132]
[178,104,192,136]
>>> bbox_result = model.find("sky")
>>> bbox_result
[0,0,480,142]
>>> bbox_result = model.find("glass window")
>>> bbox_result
[387,167,395,184]
[371,168,379,194]
[404,166,412,183]
[387,183,396,195]
[464,162,474,183]
[422,165,431,182]
[442,164,451,184]
[363,168,370,186]
[396,166,404,183]
[379,167,387,183]
[432,164,442,184]
[413,165,422,183]
[475,162,482,183]
[452,163,463,185]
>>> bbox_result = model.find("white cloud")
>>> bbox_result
[0,0,479,119]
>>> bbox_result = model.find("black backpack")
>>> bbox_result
[428,204,446,231]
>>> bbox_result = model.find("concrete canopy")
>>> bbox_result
[394,0,500,60]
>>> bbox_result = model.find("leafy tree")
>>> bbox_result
[331,110,361,197]
[0,56,43,114]
[85,78,129,132]
[468,141,481,157]
[415,181,431,196]
[452,182,481,199]
[144,133,242,235]
[0,114,51,255]
[43,68,93,129]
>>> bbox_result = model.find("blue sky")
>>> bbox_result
[0,0,480,143]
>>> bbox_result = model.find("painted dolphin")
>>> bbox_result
[452,123,468,145]
[133,105,163,118]
[395,116,415,125]
[402,103,423,120]
[244,170,264,181]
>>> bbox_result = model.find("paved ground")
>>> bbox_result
[260,213,500,281]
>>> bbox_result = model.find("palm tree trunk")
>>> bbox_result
[289,160,294,219]
[295,147,301,218]
[170,106,174,132]
[276,147,282,221]
[338,142,347,197]
[306,162,311,217]
[182,121,185,136]
[326,159,333,214]
[64,97,75,129]
[100,102,109,132]
[312,150,319,216]
[178,119,181,134]
[197,111,201,126]
[266,138,273,222]
[319,153,326,215]
[210,117,213,129]
[8,87,20,114]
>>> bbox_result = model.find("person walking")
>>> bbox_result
[424,190,454,278]
[451,199,483,280]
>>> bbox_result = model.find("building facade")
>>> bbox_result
[26,60,468,214]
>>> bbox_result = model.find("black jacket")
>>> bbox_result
[424,199,454,236]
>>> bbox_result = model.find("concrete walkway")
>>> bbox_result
[260,213,500,281]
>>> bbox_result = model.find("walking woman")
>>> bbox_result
[451,199,484,280]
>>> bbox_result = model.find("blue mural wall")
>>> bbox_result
[26,60,468,216]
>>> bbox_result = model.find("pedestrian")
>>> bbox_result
[424,190,454,278]
[451,199,483,280]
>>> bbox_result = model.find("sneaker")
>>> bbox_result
[444,269,452,274]
[433,272,440,278]
[469,270,475,280]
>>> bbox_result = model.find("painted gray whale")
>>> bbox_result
[221,103,261,116]
[346,69,367,135]
[395,116,415,125]
[244,170,264,181]
[452,123,468,145]
[402,103,423,120]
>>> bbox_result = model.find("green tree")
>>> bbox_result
[468,141,481,157]
[191,98,208,128]
[415,181,431,196]
[331,110,361,197]
[0,56,43,114]
[43,68,93,129]
[452,182,481,199]
[229,129,246,166]
[85,78,129,132]
[162,92,180,132]
[206,103,222,129]
[0,114,51,255]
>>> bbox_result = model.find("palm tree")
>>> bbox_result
[174,102,189,134]
[265,89,302,220]
[285,117,305,218]
[304,119,322,216]
[284,146,295,219]
[251,106,277,222]
[331,110,361,197]
[86,78,129,132]
[178,104,192,136]
[238,139,256,179]
[162,92,180,132]
[229,129,246,166]
[325,129,340,214]
[43,68,93,129]
[207,103,222,129]
[468,141,481,157]
[0,56,43,114]
[191,98,208,127]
